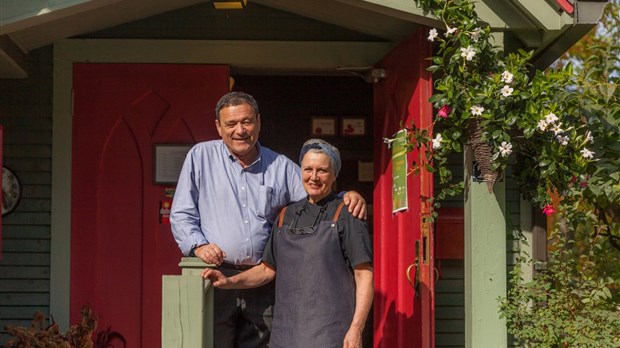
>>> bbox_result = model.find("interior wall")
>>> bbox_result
[232,75,375,207]
[231,73,375,346]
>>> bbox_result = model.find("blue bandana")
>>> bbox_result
[299,139,341,177]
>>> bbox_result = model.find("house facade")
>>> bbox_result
[0,0,606,347]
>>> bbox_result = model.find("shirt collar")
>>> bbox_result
[225,142,262,169]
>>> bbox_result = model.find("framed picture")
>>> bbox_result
[341,117,366,136]
[153,144,193,184]
[311,117,337,136]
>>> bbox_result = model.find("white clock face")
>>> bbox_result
[2,167,22,216]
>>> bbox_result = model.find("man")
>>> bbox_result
[170,91,366,348]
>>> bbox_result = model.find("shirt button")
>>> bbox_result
[242,204,246,207]
[241,186,245,190]
[244,220,248,224]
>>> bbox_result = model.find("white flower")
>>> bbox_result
[470,105,484,116]
[445,26,457,36]
[470,27,482,42]
[428,28,438,42]
[585,131,594,143]
[550,123,564,136]
[499,141,513,157]
[432,133,443,149]
[556,134,569,146]
[500,85,514,97]
[460,46,476,61]
[501,71,514,84]
[537,119,548,131]
[544,112,559,125]
[580,148,595,159]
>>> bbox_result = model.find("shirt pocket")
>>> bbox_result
[257,185,286,222]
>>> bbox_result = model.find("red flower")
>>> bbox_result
[570,175,578,183]
[542,204,555,216]
[437,105,452,118]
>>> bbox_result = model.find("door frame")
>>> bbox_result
[51,38,392,330]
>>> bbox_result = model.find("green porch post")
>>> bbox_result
[464,148,507,348]
[162,257,215,348]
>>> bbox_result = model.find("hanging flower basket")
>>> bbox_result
[466,117,499,192]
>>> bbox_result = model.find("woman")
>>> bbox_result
[202,139,373,348]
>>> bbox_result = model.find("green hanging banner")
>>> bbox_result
[392,129,408,213]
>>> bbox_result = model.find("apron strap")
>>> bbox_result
[332,202,345,222]
[278,206,288,228]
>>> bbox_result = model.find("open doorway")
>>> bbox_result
[231,74,374,213]
[232,74,375,346]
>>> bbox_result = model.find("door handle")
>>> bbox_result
[405,257,420,297]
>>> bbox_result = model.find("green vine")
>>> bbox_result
[404,0,620,345]
[403,0,620,239]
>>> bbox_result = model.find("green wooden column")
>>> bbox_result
[464,149,507,348]
[162,257,215,348]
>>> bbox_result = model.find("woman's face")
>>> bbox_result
[301,151,336,204]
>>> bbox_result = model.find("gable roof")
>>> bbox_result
[0,0,608,78]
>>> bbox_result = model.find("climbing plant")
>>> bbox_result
[402,0,620,346]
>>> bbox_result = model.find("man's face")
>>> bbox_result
[215,103,261,161]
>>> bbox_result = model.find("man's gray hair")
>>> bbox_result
[215,91,260,120]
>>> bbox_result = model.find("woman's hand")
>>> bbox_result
[343,327,363,348]
[201,268,232,288]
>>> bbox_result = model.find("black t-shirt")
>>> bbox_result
[262,193,373,270]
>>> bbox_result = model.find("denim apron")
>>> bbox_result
[269,201,356,348]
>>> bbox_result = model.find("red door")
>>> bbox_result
[373,29,435,348]
[71,63,229,347]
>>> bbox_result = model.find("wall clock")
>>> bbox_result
[2,166,22,216]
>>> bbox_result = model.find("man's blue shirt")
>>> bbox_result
[170,140,306,264]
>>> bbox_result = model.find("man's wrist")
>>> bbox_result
[189,243,207,256]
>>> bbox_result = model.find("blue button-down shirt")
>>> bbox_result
[170,140,306,265]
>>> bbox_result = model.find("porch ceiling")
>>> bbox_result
[0,0,607,78]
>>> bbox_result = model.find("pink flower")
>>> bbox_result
[542,204,555,216]
[437,105,451,118]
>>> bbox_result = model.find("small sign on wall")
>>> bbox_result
[311,117,337,136]
[153,144,192,184]
[358,161,374,182]
[341,117,366,136]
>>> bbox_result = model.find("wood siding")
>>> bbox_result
[0,46,53,344]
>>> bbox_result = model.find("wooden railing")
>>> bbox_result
[162,257,215,348]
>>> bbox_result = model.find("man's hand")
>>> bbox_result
[201,268,232,288]
[195,243,225,266]
[343,191,367,220]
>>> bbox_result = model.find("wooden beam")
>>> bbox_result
[0,35,28,78]
[56,39,394,71]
